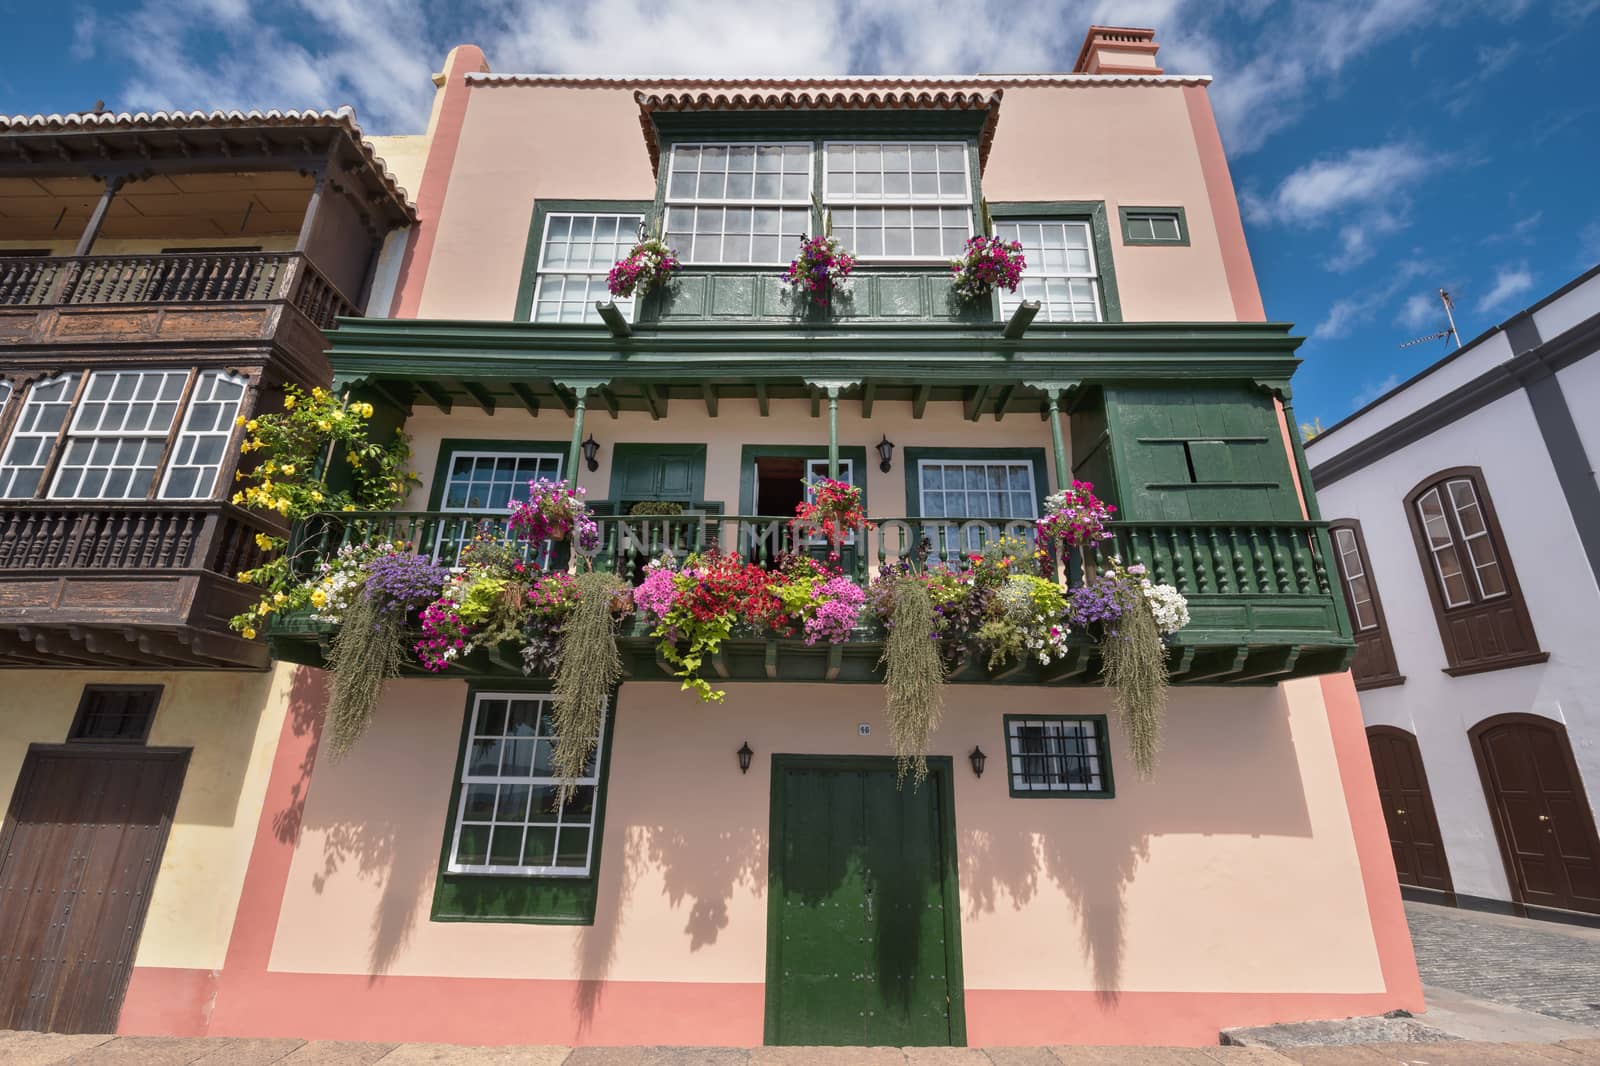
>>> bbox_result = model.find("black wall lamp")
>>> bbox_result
[581,434,601,472]
[876,434,895,473]
[969,745,987,778]
[737,741,754,774]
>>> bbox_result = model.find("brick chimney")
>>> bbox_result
[1072,26,1164,75]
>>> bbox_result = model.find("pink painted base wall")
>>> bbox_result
[118,673,1419,1047]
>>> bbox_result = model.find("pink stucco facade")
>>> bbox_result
[111,30,1420,1048]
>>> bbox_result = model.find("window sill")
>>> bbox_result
[1442,650,1550,678]
[1354,673,1407,692]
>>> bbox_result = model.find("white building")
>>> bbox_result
[1305,266,1600,922]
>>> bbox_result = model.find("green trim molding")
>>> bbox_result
[1001,714,1116,799]
[513,198,654,322]
[737,444,869,515]
[1118,206,1191,247]
[902,446,1051,518]
[987,201,1123,322]
[425,438,571,510]
[430,680,621,925]
[761,754,967,1047]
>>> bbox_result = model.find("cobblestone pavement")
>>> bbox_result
[1406,899,1600,1028]
[2,1034,1600,1065]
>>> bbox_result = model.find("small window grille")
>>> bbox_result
[1004,715,1112,796]
[69,686,161,743]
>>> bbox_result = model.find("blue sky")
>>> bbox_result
[3,0,1598,426]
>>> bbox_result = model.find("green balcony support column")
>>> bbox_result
[556,378,610,488]
[806,380,858,480]
[1027,382,1079,491]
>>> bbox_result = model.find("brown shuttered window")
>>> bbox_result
[1329,519,1404,689]
[69,685,161,743]
[1404,468,1547,677]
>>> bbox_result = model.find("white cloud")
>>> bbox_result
[1325,209,1408,271]
[1397,291,1440,331]
[1311,258,1433,340]
[1246,143,1430,226]
[1580,220,1600,268]
[1352,373,1401,408]
[69,10,97,62]
[1476,265,1536,314]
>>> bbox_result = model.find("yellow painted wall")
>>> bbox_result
[267,676,1382,994]
[366,134,430,202]
[0,663,299,971]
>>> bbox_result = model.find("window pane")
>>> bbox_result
[1007,717,1107,794]
[449,693,607,876]
[160,370,248,500]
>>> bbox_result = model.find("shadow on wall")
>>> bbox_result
[271,667,328,846]
[960,686,1314,1000]
[298,676,447,982]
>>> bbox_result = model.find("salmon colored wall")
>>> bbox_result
[263,677,1381,998]
[0,665,295,972]
[411,79,1254,323]
[401,398,1063,519]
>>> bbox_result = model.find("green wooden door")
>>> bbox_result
[765,757,963,1047]
[608,444,707,503]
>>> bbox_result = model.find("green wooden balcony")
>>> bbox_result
[267,511,1354,685]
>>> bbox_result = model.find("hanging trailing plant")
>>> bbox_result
[792,476,872,561]
[876,572,947,785]
[326,552,449,757]
[1068,560,1189,778]
[550,570,629,797]
[949,234,1027,302]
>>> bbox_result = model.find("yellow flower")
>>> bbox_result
[310,590,328,608]
[246,419,259,432]
[275,498,291,514]
[281,463,295,476]
[312,387,325,399]
[273,592,287,605]
[242,627,257,640]
[317,420,331,431]
[331,409,344,422]
[234,471,242,482]
[254,532,273,551]
[310,490,323,503]
[235,415,247,427]
[343,504,357,512]
[284,395,296,409]
[236,570,250,581]
[357,402,374,418]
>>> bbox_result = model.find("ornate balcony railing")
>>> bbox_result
[0,501,282,576]
[0,251,357,327]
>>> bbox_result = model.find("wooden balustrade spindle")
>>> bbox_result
[1266,527,1289,593]
[1290,531,1311,592]
[1187,528,1207,593]
[1247,526,1269,592]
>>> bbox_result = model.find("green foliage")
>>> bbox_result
[1102,601,1168,778]
[325,591,407,758]
[229,385,417,638]
[628,500,685,516]
[551,571,628,796]
[879,576,947,785]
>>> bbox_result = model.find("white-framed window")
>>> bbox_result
[1124,211,1184,242]
[436,449,565,565]
[995,219,1103,322]
[663,142,812,265]
[823,141,972,260]
[1005,716,1110,795]
[917,458,1037,558]
[0,380,10,420]
[48,370,187,500]
[448,692,606,877]
[1332,526,1379,631]
[532,212,645,323]
[160,370,247,500]
[0,373,81,499]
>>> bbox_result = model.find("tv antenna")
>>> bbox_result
[1400,289,1462,350]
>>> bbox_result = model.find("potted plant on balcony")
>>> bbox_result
[782,233,856,309]
[508,477,598,546]
[606,233,681,300]
[792,476,871,561]
[868,564,948,785]
[949,234,1027,303]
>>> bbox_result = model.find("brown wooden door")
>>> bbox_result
[0,745,187,1033]
[1366,726,1454,894]
[1471,715,1600,915]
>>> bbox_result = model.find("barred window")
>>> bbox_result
[533,212,645,323]
[663,143,812,265]
[0,373,81,499]
[448,692,606,877]
[995,220,1103,322]
[1005,716,1112,796]
[160,370,247,499]
[824,141,972,260]
[49,370,187,500]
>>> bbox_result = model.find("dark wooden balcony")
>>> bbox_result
[0,501,285,669]
[0,250,357,366]
[268,510,1354,685]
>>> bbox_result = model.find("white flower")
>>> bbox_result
[1143,583,1190,635]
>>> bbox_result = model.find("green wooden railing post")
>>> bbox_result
[567,393,588,480]
[1046,391,1068,489]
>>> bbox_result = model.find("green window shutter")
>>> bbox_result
[608,444,708,503]
[1103,385,1300,522]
